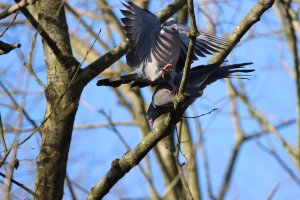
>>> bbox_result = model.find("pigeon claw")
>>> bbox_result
[149,119,154,127]
[160,64,173,79]
[172,86,178,96]
[171,24,178,30]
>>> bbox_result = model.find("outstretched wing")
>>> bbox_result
[121,0,161,68]
[176,23,231,72]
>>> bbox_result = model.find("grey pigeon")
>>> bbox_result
[146,62,254,126]
[97,0,230,88]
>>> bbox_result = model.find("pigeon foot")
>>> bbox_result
[160,64,173,79]
[149,119,154,127]
[172,86,178,96]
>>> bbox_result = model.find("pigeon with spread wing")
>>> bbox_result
[97,0,230,88]
[146,62,254,126]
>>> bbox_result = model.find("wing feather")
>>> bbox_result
[121,0,161,68]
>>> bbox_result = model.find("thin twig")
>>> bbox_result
[0,0,37,20]
[65,174,78,200]
[0,81,40,145]
[25,32,46,89]
[183,108,218,119]
[14,0,78,68]
[0,113,7,151]
[266,182,281,200]
[2,140,18,200]
[3,121,138,133]
[0,11,19,37]
[65,3,111,51]
[244,119,296,141]
[16,28,102,147]
[256,140,300,186]
[0,172,39,198]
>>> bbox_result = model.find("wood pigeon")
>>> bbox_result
[146,62,254,126]
[97,0,230,88]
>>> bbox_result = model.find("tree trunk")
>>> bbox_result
[34,1,81,199]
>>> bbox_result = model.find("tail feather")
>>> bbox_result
[205,63,254,85]
[96,73,138,87]
[213,63,254,79]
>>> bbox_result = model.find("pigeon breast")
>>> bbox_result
[143,26,182,82]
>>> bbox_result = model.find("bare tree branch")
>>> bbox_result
[274,0,300,167]
[0,0,37,20]
[210,0,276,64]
[14,0,79,68]
[0,114,7,152]
[0,40,20,55]
[0,172,39,199]
[266,182,281,200]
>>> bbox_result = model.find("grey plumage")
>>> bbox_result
[97,0,230,88]
[146,62,254,126]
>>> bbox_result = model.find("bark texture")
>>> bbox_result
[34,1,81,199]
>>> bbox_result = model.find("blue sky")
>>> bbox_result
[0,0,299,199]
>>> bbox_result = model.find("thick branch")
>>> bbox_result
[210,0,275,64]
[87,115,177,199]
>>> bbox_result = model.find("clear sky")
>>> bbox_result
[0,0,299,199]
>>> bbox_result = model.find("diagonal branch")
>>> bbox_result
[0,0,37,20]
[0,113,7,152]
[0,172,39,198]
[210,0,275,64]
[14,0,78,68]
[86,115,177,199]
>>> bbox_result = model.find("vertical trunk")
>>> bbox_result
[34,1,81,199]
[181,119,201,200]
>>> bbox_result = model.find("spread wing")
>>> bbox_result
[121,0,161,68]
[175,23,231,72]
